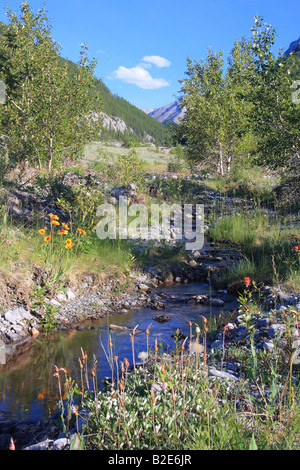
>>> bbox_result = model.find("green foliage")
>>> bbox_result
[179,38,256,175]
[178,16,300,198]
[209,208,300,290]
[248,18,300,170]
[54,314,300,450]
[0,3,102,171]
[30,285,60,331]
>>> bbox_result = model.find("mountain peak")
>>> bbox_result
[284,36,300,57]
[143,99,185,124]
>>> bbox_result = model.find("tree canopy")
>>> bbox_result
[0,3,102,171]
[179,16,300,187]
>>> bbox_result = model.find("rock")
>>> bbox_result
[161,270,174,285]
[47,298,61,307]
[10,324,27,337]
[225,322,236,330]
[127,183,137,191]
[56,293,67,303]
[267,324,285,338]
[111,187,122,198]
[258,341,274,352]
[4,307,33,323]
[209,368,239,381]
[144,267,161,278]
[189,260,197,267]
[192,251,201,259]
[153,315,170,323]
[210,339,224,350]
[23,439,54,450]
[235,325,248,339]
[256,318,270,328]
[66,289,76,301]
[205,298,224,307]
[150,301,165,311]
[175,277,181,283]
[109,324,129,330]
[30,326,39,336]
[50,438,70,450]
[138,283,150,292]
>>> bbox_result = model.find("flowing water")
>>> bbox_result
[0,281,238,427]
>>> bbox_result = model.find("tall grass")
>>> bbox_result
[209,208,300,291]
[54,315,300,450]
[0,206,136,295]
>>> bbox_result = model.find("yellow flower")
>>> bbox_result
[51,220,60,226]
[62,223,69,230]
[39,229,46,235]
[65,238,72,245]
[49,214,59,220]
[77,228,86,235]
[65,242,74,249]
[58,229,68,235]
[44,235,51,242]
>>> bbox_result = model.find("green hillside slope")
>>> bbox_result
[0,20,170,145]
[93,78,170,143]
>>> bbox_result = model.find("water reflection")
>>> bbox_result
[0,282,238,423]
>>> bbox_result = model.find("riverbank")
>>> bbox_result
[15,280,300,451]
[0,165,299,450]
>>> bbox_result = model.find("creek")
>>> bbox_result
[0,281,238,428]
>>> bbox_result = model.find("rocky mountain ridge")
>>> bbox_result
[143,100,186,124]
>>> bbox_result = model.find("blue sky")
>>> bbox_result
[1,0,299,110]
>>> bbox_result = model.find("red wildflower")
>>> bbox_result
[244,277,251,288]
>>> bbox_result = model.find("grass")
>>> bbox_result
[208,207,300,291]
[204,165,280,204]
[0,206,138,311]
[83,143,172,173]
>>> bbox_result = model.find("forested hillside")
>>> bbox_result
[92,79,170,144]
[0,20,170,145]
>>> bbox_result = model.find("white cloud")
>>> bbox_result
[113,65,170,90]
[141,56,171,68]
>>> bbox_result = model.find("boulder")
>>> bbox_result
[4,307,33,323]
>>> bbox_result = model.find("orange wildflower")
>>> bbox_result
[62,223,69,230]
[65,242,74,249]
[39,229,46,235]
[77,228,87,235]
[44,235,51,242]
[51,220,60,226]
[49,214,59,220]
[9,438,15,450]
